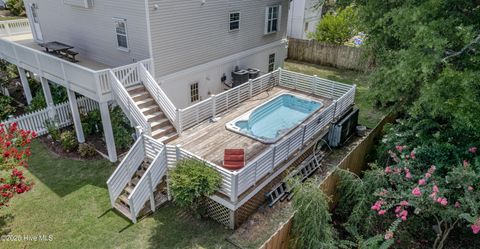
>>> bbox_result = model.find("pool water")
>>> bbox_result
[226,94,322,143]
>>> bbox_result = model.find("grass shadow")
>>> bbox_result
[27,141,116,197]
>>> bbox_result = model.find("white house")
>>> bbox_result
[0,1,356,229]
[287,0,323,39]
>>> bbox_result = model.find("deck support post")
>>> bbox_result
[99,102,117,162]
[67,89,85,143]
[40,77,56,120]
[17,67,32,104]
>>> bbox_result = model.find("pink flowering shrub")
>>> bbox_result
[367,146,480,249]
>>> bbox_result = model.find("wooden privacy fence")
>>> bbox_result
[287,38,374,71]
[259,115,393,249]
[0,97,98,136]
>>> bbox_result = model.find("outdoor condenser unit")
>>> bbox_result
[328,108,359,147]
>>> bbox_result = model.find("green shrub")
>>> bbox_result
[78,143,97,158]
[60,130,78,152]
[45,119,60,141]
[169,159,221,217]
[25,83,68,113]
[0,95,16,120]
[81,109,101,136]
[308,5,358,45]
[5,0,25,16]
[25,90,46,113]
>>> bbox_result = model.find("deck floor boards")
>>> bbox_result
[167,87,332,167]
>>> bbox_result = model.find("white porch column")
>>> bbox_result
[67,89,85,143]
[17,67,32,104]
[40,78,56,120]
[99,102,117,162]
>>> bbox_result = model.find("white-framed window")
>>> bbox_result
[113,18,129,51]
[268,53,275,72]
[229,11,240,31]
[190,82,199,103]
[265,5,281,34]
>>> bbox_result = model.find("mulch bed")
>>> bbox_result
[38,135,103,161]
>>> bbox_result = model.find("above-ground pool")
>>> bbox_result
[226,93,323,143]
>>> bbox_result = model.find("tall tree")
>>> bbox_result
[350,0,480,135]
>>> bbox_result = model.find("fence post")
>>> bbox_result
[175,109,182,133]
[231,172,238,202]
[311,75,317,95]
[332,100,338,120]
[248,79,253,98]
[148,173,156,212]
[301,124,307,145]
[211,94,216,118]
[175,144,182,162]
[331,80,336,99]
[271,145,277,172]
[278,68,283,86]
[129,199,137,223]
[5,22,11,36]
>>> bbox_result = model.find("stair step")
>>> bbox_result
[145,112,167,122]
[127,85,146,94]
[150,118,171,129]
[152,126,175,139]
[114,202,132,218]
[130,91,150,101]
[156,132,179,143]
[118,194,129,205]
[136,169,146,177]
[131,177,140,186]
[141,106,161,115]
[136,98,156,108]
[125,185,134,194]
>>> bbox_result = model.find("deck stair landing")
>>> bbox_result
[127,85,178,143]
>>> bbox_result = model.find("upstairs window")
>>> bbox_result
[229,12,240,31]
[114,18,129,51]
[268,53,275,72]
[190,82,199,103]
[265,5,281,34]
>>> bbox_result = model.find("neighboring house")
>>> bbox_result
[287,0,323,39]
[0,1,4,8]
[0,0,356,229]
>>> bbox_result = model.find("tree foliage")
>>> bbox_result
[5,0,25,16]
[309,5,358,45]
[350,0,480,135]
[169,159,221,216]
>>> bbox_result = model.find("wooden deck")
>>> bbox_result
[168,87,332,166]
[3,33,110,70]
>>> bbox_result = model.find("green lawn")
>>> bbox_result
[285,60,385,128]
[0,142,235,249]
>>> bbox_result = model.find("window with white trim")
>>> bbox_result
[268,53,275,72]
[114,18,129,51]
[265,5,280,34]
[190,82,199,103]
[229,12,240,31]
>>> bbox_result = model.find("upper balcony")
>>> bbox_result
[0,19,150,102]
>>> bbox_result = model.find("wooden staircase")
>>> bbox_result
[127,85,178,143]
[114,161,169,219]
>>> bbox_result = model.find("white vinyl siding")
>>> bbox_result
[265,5,281,34]
[114,18,129,51]
[229,11,240,31]
[148,0,288,77]
[24,0,150,67]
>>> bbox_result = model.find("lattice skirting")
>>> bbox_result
[204,198,234,229]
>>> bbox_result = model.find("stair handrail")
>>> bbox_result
[106,136,146,208]
[128,144,168,219]
[138,63,178,131]
[109,70,151,135]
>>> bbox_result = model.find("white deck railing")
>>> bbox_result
[0,19,30,37]
[175,69,356,202]
[0,97,98,135]
[106,136,145,208]
[128,141,167,222]
[109,71,151,135]
[138,64,178,130]
[178,70,279,132]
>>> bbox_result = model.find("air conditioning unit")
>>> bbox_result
[328,108,359,147]
[63,0,94,8]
